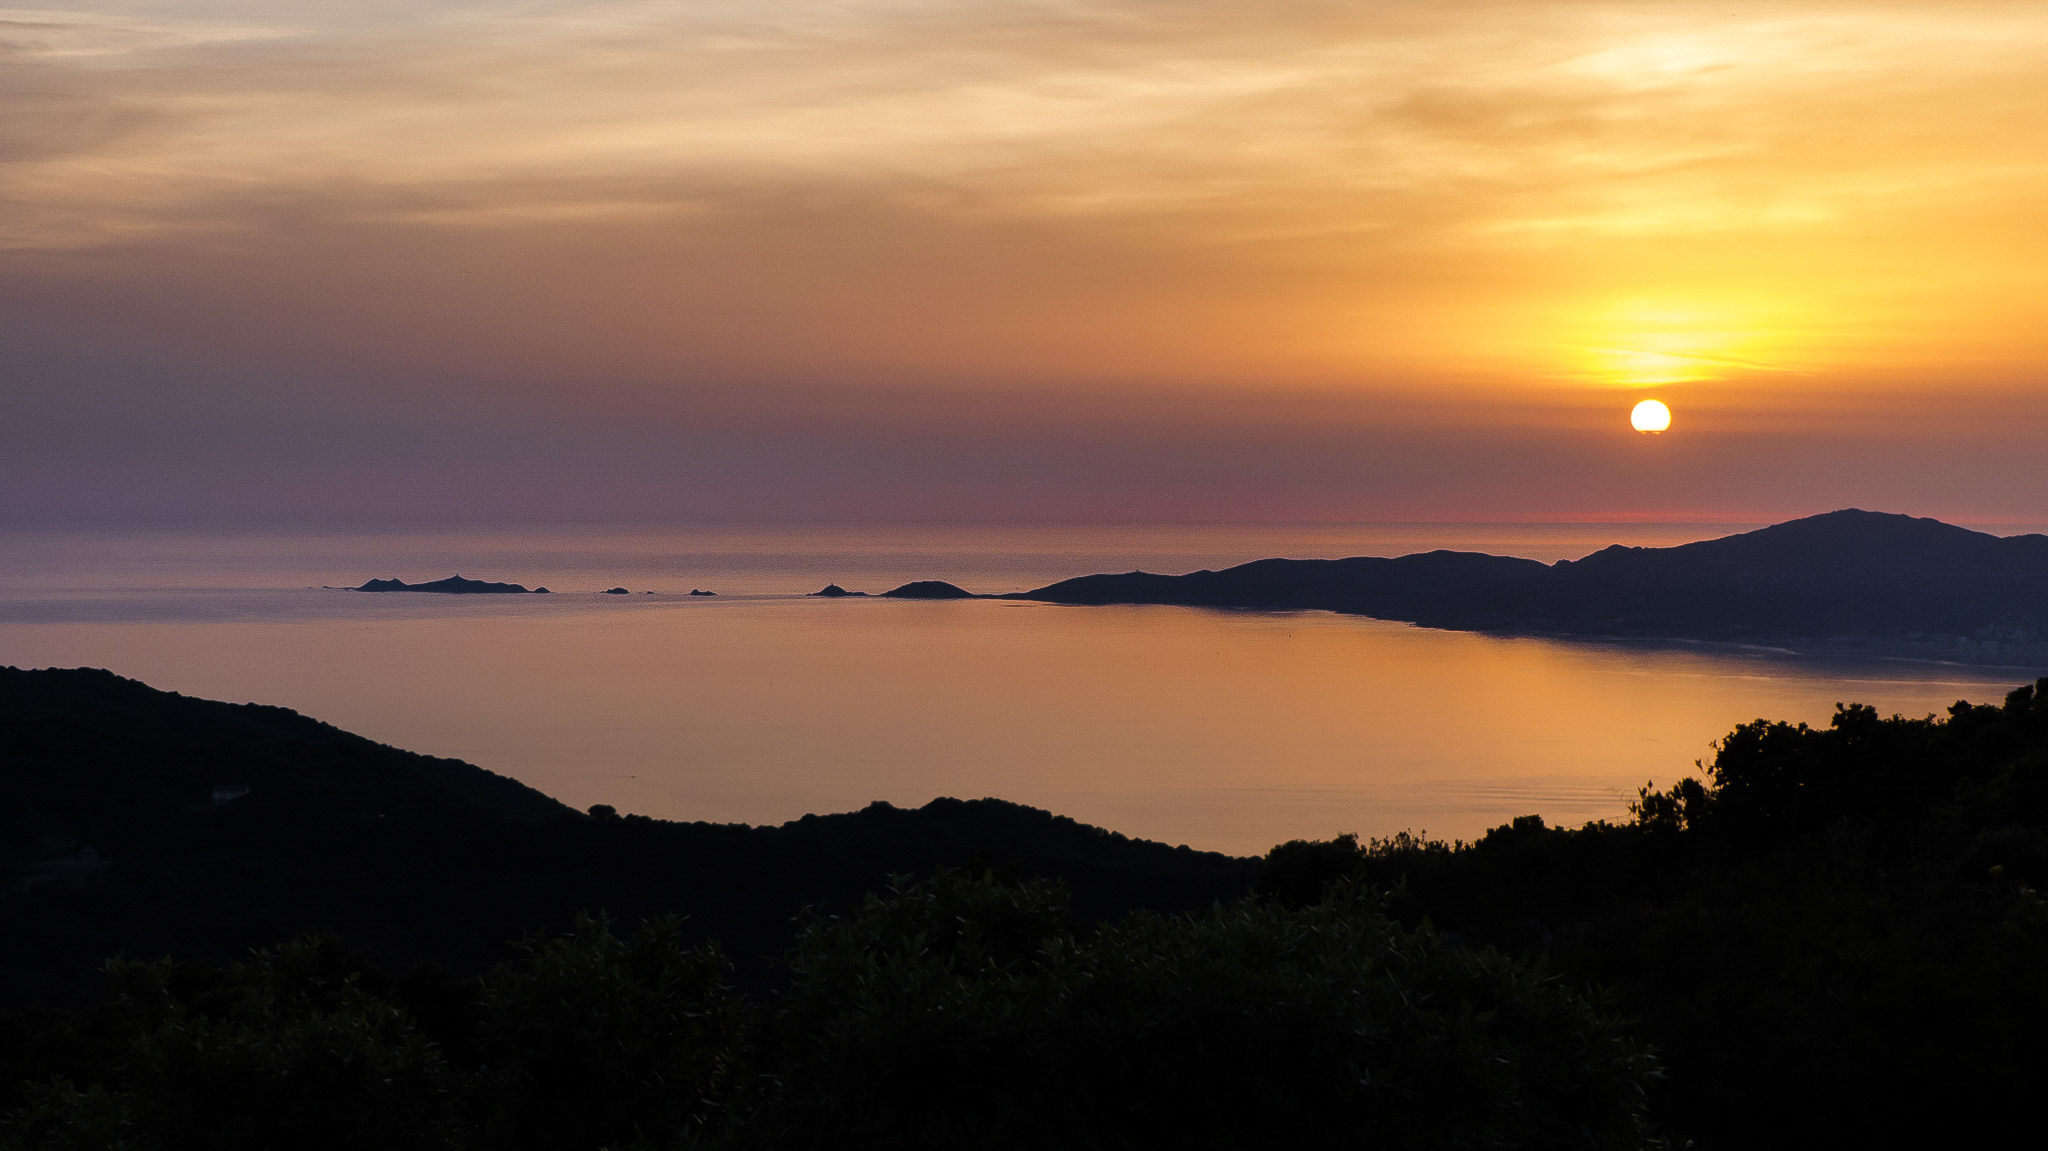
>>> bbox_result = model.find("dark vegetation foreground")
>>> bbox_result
[6,666,2048,1147]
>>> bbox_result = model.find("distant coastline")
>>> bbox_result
[882,510,2048,668]
[335,511,2048,669]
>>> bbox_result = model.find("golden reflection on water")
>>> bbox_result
[0,593,2022,855]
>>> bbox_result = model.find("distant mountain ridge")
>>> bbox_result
[1014,511,2048,663]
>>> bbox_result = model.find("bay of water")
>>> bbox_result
[2,524,2039,855]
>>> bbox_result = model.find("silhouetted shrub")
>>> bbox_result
[2,876,1660,1150]
[467,915,745,1149]
[751,868,1659,1150]
[4,936,458,1151]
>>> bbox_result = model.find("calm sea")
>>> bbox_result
[3,524,2038,855]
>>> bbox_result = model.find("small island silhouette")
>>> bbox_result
[809,581,976,599]
[354,574,549,594]
[881,580,975,599]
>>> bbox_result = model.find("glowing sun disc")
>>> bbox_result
[1630,399,1672,433]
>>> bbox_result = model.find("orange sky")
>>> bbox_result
[4,1,2047,526]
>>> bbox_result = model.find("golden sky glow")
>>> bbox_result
[4,2,2047,524]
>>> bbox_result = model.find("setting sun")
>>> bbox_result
[1631,400,1673,434]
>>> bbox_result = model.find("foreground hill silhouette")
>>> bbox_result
[11,666,2048,1147]
[0,667,1242,1006]
[0,669,1655,1149]
[1018,509,2048,662]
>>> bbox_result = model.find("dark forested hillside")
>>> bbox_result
[10,664,2048,1147]
[1257,675,2048,1148]
[1,667,1658,1150]
[0,667,1244,1005]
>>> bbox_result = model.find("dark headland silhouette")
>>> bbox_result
[808,583,867,597]
[1007,510,2048,663]
[355,574,549,594]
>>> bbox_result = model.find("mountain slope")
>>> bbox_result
[1,668,1245,1006]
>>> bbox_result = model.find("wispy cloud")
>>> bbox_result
[3,2,2046,414]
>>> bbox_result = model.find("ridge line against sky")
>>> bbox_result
[3,1,2046,528]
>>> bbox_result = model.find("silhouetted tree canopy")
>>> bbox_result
[0,874,1659,1150]
[1258,677,2048,1149]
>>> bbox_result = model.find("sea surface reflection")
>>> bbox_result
[1,526,2037,855]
